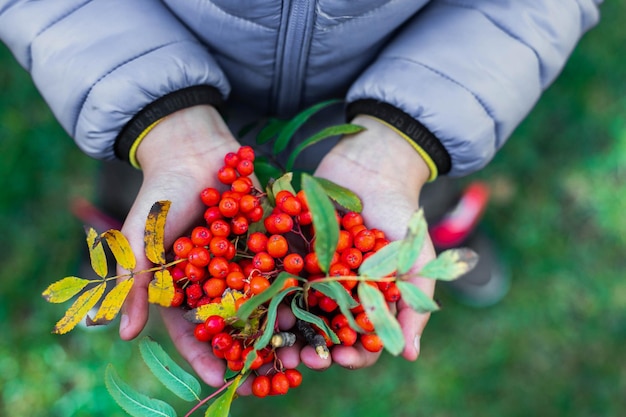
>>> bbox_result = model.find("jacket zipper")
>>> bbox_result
[272,0,315,117]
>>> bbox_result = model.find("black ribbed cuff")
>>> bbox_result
[346,99,451,175]
[114,85,223,163]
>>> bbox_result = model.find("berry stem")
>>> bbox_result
[183,377,240,417]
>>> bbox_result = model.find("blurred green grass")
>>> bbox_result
[1,3,625,416]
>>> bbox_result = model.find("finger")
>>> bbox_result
[159,306,226,387]
[396,275,436,361]
[331,344,381,369]
[300,345,332,370]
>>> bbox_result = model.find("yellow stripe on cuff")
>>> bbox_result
[363,116,438,181]
[128,119,164,169]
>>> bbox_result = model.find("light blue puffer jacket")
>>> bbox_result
[0,0,601,176]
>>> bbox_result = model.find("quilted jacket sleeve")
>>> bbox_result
[0,0,230,161]
[347,0,602,177]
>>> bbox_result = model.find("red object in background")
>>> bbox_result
[429,182,490,249]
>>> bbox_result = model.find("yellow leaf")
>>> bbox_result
[42,276,92,303]
[101,229,136,271]
[90,278,134,325]
[184,290,244,323]
[144,201,171,265]
[53,283,106,334]
[148,269,175,307]
[86,227,108,278]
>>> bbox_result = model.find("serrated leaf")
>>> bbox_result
[253,287,300,351]
[419,248,479,281]
[311,177,363,213]
[42,276,92,303]
[236,272,291,322]
[396,281,440,313]
[184,290,244,323]
[358,240,402,277]
[301,174,339,273]
[102,229,136,271]
[273,98,342,154]
[397,209,427,275]
[291,298,340,344]
[357,282,405,356]
[285,124,366,172]
[105,364,177,417]
[144,201,171,265]
[53,283,106,334]
[148,269,175,307]
[86,227,107,278]
[271,172,296,197]
[139,337,202,402]
[90,278,134,325]
[256,118,287,145]
[204,374,243,417]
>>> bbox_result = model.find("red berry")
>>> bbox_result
[203,206,223,225]
[341,212,363,230]
[217,166,238,184]
[200,187,221,207]
[249,275,271,295]
[355,311,375,333]
[284,369,303,388]
[340,247,363,269]
[231,178,252,194]
[223,338,243,361]
[208,256,230,278]
[239,194,259,213]
[360,333,384,352]
[194,323,213,343]
[185,283,203,300]
[283,253,304,275]
[236,159,254,176]
[172,236,194,258]
[185,262,207,282]
[226,271,245,290]
[203,277,227,298]
[266,234,288,258]
[230,215,249,235]
[318,295,338,313]
[170,288,185,307]
[384,282,401,302]
[252,252,275,273]
[247,232,268,253]
[271,372,290,395]
[242,346,264,370]
[237,145,255,162]
[353,229,376,252]
[331,313,349,330]
[245,206,264,223]
[188,247,211,267]
[211,332,233,352]
[209,236,230,257]
[218,197,239,218]
[209,219,231,237]
[336,230,353,252]
[304,252,322,275]
[337,326,358,346]
[190,226,212,246]
[251,375,271,398]
[223,152,240,168]
[204,315,226,335]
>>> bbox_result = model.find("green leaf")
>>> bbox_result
[285,124,366,172]
[139,337,201,402]
[419,248,479,281]
[271,172,297,197]
[312,177,363,213]
[236,272,291,322]
[256,118,287,145]
[310,280,362,332]
[396,281,440,313]
[105,364,177,417]
[301,174,339,273]
[253,286,301,351]
[357,283,405,356]
[397,209,428,275]
[253,157,283,191]
[204,374,243,417]
[358,240,402,277]
[291,297,340,344]
[272,98,342,154]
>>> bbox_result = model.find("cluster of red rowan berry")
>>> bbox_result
[165,145,397,397]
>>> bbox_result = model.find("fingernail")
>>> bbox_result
[120,314,129,333]
[413,335,421,355]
